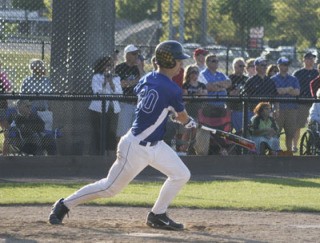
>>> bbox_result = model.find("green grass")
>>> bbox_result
[1,178,320,212]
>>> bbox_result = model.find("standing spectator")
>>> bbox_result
[240,57,277,114]
[199,53,231,108]
[180,65,207,153]
[266,64,279,77]
[249,102,280,155]
[115,44,144,140]
[89,56,123,154]
[292,51,319,152]
[245,58,256,78]
[193,48,209,72]
[0,59,11,155]
[20,59,53,111]
[271,57,300,152]
[309,64,320,97]
[227,57,248,133]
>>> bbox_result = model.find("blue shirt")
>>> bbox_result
[131,71,185,142]
[200,69,229,106]
[272,73,300,109]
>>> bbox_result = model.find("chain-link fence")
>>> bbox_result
[0,0,320,156]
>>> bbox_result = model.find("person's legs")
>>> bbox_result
[49,132,149,224]
[146,141,190,230]
[149,141,190,214]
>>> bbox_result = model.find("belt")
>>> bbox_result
[139,140,158,147]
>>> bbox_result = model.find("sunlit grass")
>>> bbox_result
[1,178,320,212]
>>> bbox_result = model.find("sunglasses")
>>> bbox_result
[208,59,219,63]
[238,64,246,68]
[247,65,254,68]
[190,70,199,75]
[259,64,267,67]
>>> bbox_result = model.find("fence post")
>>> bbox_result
[100,99,106,156]
[242,100,249,138]
[41,40,45,60]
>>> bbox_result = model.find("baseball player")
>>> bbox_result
[48,40,197,231]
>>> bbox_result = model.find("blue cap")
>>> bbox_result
[277,57,290,65]
[254,57,267,66]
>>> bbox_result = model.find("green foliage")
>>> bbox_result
[12,0,45,12]
[115,0,158,23]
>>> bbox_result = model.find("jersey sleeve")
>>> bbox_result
[170,86,184,113]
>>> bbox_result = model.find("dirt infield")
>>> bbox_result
[1,205,320,242]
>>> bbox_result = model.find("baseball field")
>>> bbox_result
[1,175,320,242]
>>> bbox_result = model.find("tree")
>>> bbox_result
[12,0,45,11]
[271,0,320,50]
[220,0,274,48]
[116,0,158,23]
[12,0,46,36]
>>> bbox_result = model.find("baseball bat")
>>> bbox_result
[199,124,256,151]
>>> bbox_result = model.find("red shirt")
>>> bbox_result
[172,68,184,88]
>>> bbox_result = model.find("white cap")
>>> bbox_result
[124,44,139,54]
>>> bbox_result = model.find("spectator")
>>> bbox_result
[197,54,231,155]
[240,57,277,115]
[199,53,231,107]
[308,88,320,125]
[12,100,57,155]
[172,67,184,88]
[89,56,123,154]
[266,64,279,77]
[227,57,248,133]
[0,59,12,155]
[115,44,144,140]
[249,102,280,155]
[180,65,207,153]
[20,59,53,112]
[193,48,209,72]
[309,64,320,97]
[271,57,300,152]
[292,51,319,152]
[245,58,256,77]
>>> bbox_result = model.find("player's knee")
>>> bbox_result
[98,186,121,198]
[173,168,191,184]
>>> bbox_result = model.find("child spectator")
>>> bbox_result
[250,102,280,155]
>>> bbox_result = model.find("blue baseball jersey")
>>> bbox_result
[131,71,185,142]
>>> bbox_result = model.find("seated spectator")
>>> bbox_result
[179,65,207,154]
[89,56,123,154]
[20,59,53,111]
[249,102,280,155]
[10,100,57,155]
[308,88,320,129]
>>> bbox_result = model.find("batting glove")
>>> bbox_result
[184,117,197,129]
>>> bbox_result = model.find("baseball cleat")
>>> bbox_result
[48,198,69,225]
[146,211,184,231]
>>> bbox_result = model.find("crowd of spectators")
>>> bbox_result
[0,44,319,157]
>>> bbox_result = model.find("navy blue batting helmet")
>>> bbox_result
[155,40,190,68]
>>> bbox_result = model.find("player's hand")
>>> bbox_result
[184,117,197,129]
